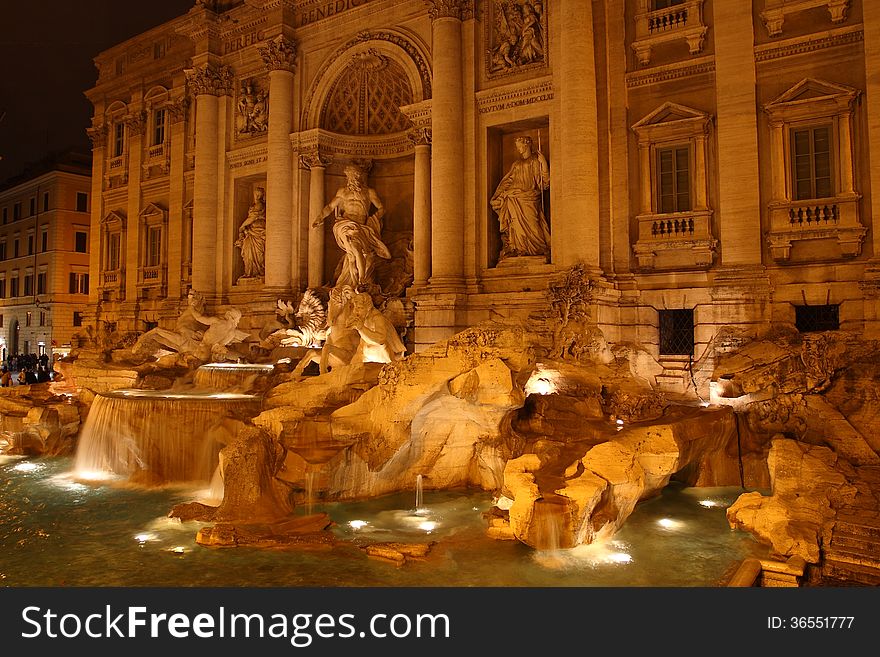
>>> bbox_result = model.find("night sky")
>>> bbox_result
[0,0,195,183]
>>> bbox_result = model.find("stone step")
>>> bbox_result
[835,518,880,540]
[823,546,880,571]
[830,532,880,554]
[822,560,880,586]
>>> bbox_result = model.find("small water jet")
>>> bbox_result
[415,474,424,512]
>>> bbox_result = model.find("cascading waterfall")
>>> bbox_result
[193,363,275,392]
[74,390,261,484]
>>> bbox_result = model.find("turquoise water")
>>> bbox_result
[0,455,766,587]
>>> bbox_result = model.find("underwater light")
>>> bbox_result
[349,520,368,530]
[418,521,437,532]
[134,533,156,543]
[657,518,681,529]
[699,500,720,508]
[13,462,41,473]
[607,552,632,564]
[169,546,186,554]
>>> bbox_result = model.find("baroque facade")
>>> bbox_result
[0,153,93,360]
[86,0,880,377]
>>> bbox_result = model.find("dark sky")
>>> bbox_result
[0,0,195,183]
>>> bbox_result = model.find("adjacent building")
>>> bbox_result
[84,0,880,386]
[0,152,93,361]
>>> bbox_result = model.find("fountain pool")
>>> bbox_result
[0,456,767,587]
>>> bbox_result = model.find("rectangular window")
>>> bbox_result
[76,192,89,213]
[108,233,121,270]
[657,146,691,214]
[13,203,21,221]
[653,0,684,9]
[114,123,125,158]
[147,226,162,267]
[75,231,88,253]
[39,312,46,327]
[69,272,89,295]
[13,240,19,258]
[23,274,33,297]
[37,272,46,295]
[27,235,33,255]
[0,314,3,328]
[2,208,6,224]
[153,41,166,59]
[791,126,833,201]
[795,304,839,333]
[152,109,166,147]
[0,280,5,298]
[25,312,32,328]
[73,311,84,327]
[43,192,49,212]
[29,197,35,217]
[10,278,18,297]
[659,309,695,356]
[0,242,5,261]
[41,230,48,252]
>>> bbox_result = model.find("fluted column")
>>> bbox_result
[426,0,471,290]
[410,127,432,287]
[259,36,297,291]
[555,0,600,269]
[167,95,189,300]
[302,150,331,288]
[185,63,232,295]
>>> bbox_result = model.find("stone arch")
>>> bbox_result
[143,85,170,110]
[302,30,432,131]
[105,99,128,121]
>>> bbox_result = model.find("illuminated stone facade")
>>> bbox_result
[86,0,880,380]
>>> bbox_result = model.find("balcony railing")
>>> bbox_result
[102,269,122,286]
[633,0,707,65]
[147,143,165,160]
[633,209,716,270]
[767,195,865,261]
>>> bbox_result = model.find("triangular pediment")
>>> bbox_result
[139,202,166,218]
[767,78,859,107]
[632,102,710,129]
[101,210,126,226]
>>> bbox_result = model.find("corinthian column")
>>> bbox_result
[301,149,332,288]
[259,36,298,292]
[409,127,432,287]
[86,122,107,306]
[185,63,232,295]
[425,0,471,290]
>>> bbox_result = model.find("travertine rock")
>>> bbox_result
[726,437,858,563]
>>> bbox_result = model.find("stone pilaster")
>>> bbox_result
[425,0,469,290]
[409,127,432,288]
[301,150,331,288]
[186,63,231,296]
[86,122,107,308]
[124,110,146,306]
[167,94,189,300]
[860,4,880,335]
[554,0,600,270]
[259,36,297,292]
[714,0,762,267]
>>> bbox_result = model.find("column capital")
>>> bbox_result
[408,127,433,147]
[424,0,473,21]
[259,35,297,73]
[300,148,333,169]
[87,123,108,150]
[185,63,234,97]
[124,110,147,137]
[168,96,191,124]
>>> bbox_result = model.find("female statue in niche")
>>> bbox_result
[235,186,267,280]
[490,135,551,260]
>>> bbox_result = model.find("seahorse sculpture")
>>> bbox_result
[277,289,328,348]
